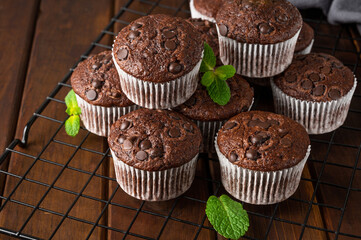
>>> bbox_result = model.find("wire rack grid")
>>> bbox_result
[0,0,361,239]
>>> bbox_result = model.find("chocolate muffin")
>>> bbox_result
[216,111,310,204]
[189,0,224,22]
[187,18,221,65]
[215,0,302,78]
[174,74,253,153]
[112,14,203,109]
[294,22,314,55]
[108,108,202,201]
[70,50,136,136]
[271,53,357,134]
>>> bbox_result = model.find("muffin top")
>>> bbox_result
[187,18,220,65]
[174,74,253,121]
[217,111,310,171]
[70,51,133,107]
[108,109,202,171]
[215,0,302,44]
[193,0,224,19]
[273,53,355,102]
[112,14,203,83]
[295,22,314,52]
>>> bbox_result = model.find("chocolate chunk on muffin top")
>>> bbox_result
[70,51,133,107]
[193,0,224,19]
[273,53,355,101]
[187,18,220,63]
[108,109,202,171]
[215,0,302,44]
[295,22,314,52]
[217,111,310,171]
[174,74,253,121]
[112,14,203,83]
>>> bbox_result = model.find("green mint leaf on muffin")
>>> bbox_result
[200,42,216,72]
[206,195,249,239]
[200,42,235,105]
[65,90,81,137]
[65,115,80,137]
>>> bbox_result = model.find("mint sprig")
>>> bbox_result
[65,90,81,137]
[206,195,249,239]
[200,43,235,106]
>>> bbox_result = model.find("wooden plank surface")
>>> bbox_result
[0,0,113,239]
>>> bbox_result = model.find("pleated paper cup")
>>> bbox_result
[294,39,314,55]
[217,27,301,78]
[75,94,138,137]
[189,0,215,22]
[196,98,254,153]
[112,53,202,109]
[270,78,357,135]
[215,137,311,205]
[111,150,198,201]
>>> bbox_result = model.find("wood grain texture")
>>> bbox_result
[0,0,112,239]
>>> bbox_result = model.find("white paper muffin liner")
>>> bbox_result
[189,0,215,22]
[196,98,254,153]
[215,137,311,205]
[270,77,357,134]
[112,52,202,109]
[294,39,314,55]
[111,150,198,201]
[75,94,138,137]
[217,27,301,78]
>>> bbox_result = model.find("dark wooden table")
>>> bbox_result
[0,0,360,239]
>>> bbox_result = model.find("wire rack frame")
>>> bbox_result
[0,0,360,239]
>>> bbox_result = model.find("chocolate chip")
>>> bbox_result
[328,89,341,100]
[168,62,183,74]
[118,136,125,144]
[246,149,258,160]
[267,119,279,126]
[218,24,228,36]
[117,48,128,60]
[301,79,313,90]
[258,121,271,129]
[136,151,148,161]
[280,138,292,148]
[258,23,274,34]
[224,121,237,130]
[210,28,217,36]
[250,132,268,145]
[120,120,131,130]
[332,61,343,69]
[123,139,133,150]
[248,119,261,127]
[230,152,238,162]
[183,123,194,133]
[309,73,320,82]
[163,30,176,39]
[92,79,102,88]
[277,14,288,22]
[86,90,97,101]
[110,91,121,98]
[139,140,151,150]
[321,66,331,74]
[92,62,101,70]
[278,128,288,137]
[285,73,297,83]
[312,85,326,96]
[168,127,181,138]
[128,30,140,39]
[130,23,142,30]
[164,40,177,50]
[150,148,163,158]
[185,97,196,107]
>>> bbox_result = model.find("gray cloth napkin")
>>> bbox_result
[289,0,361,33]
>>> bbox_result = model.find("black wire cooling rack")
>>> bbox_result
[1,0,361,239]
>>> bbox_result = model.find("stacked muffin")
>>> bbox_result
[69,0,357,204]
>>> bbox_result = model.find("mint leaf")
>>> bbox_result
[207,78,231,106]
[200,42,216,73]
[201,71,216,87]
[206,195,249,240]
[65,115,80,137]
[214,65,236,81]
[65,90,77,109]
